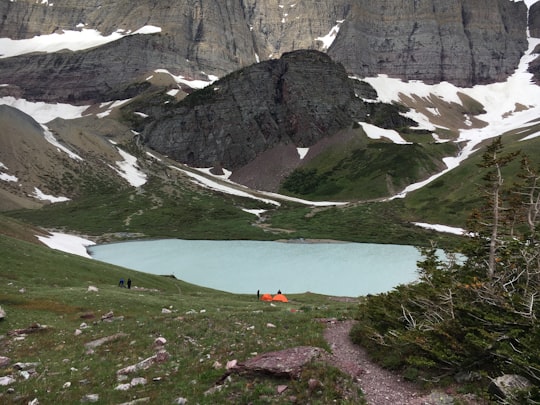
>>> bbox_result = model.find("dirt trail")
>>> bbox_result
[323,320,486,405]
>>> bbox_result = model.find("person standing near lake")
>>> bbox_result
[119,278,124,287]
[127,278,132,289]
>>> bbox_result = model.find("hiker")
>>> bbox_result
[257,289,260,300]
[127,278,132,289]
[118,278,124,287]
[277,289,281,294]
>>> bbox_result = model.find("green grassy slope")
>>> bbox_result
[0,233,363,404]
[404,132,540,226]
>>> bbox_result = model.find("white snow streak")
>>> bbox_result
[0,26,161,59]
[32,187,70,203]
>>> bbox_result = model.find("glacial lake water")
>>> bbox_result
[88,239,423,297]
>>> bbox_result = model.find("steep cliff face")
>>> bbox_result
[532,1,540,38]
[139,50,366,170]
[329,0,528,86]
[0,0,529,105]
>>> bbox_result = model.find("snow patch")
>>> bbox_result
[413,222,466,236]
[0,26,162,59]
[32,187,70,203]
[0,97,89,124]
[153,69,217,89]
[110,148,148,187]
[297,148,309,159]
[41,124,83,161]
[359,122,411,144]
[37,232,95,258]
[316,20,344,51]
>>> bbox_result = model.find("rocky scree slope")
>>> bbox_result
[0,0,531,105]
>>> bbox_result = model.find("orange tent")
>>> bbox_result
[260,293,273,302]
[272,293,288,303]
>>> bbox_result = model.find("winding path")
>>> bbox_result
[323,320,485,405]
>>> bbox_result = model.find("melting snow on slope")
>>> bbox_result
[37,232,95,258]
[413,222,467,236]
[359,122,411,144]
[0,162,18,182]
[41,124,83,160]
[32,187,70,203]
[0,26,162,59]
[316,20,344,51]
[0,97,89,123]
[171,165,347,207]
[153,69,218,90]
[110,148,148,187]
[365,25,540,198]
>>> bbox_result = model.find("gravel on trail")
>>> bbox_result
[323,320,488,405]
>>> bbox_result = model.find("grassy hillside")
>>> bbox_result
[404,132,540,226]
[0,233,362,404]
[281,133,457,201]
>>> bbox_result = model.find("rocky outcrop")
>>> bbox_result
[0,0,529,105]
[139,50,366,170]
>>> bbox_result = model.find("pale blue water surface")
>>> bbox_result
[88,239,422,297]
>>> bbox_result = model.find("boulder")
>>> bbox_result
[0,356,10,368]
[488,374,532,401]
[229,346,329,379]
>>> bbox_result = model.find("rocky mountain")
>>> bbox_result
[0,0,540,220]
[0,0,532,105]
[138,50,367,169]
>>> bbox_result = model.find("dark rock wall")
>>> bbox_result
[0,0,530,104]
[142,50,366,169]
[328,0,527,86]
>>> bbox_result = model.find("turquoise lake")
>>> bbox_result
[88,239,423,297]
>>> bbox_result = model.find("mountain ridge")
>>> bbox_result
[0,0,539,233]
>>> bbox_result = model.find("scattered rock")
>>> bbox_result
[489,374,532,401]
[81,393,99,402]
[115,383,131,391]
[13,362,40,370]
[0,306,5,320]
[266,323,276,328]
[226,360,237,370]
[8,323,48,336]
[74,329,82,336]
[87,286,99,292]
[28,398,39,405]
[173,398,188,405]
[277,384,288,394]
[0,376,16,386]
[116,350,170,375]
[119,398,150,405]
[161,308,172,314]
[130,377,147,386]
[84,332,127,350]
[153,337,167,347]
[0,356,10,368]
[212,361,222,370]
[63,381,71,389]
[100,311,123,322]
